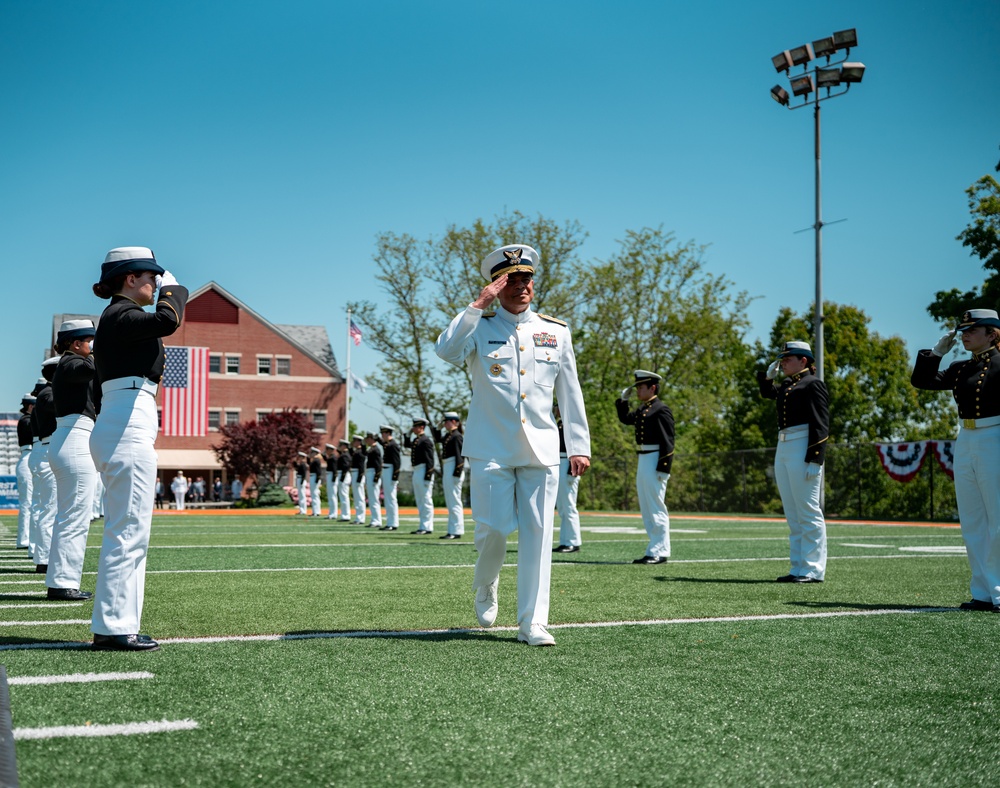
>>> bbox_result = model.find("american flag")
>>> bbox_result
[349,320,363,346]
[162,346,210,436]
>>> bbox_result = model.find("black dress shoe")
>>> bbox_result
[440,533,461,540]
[793,576,823,584]
[775,574,799,583]
[959,599,994,611]
[92,633,160,652]
[633,556,667,565]
[411,529,429,535]
[47,588,93,601]
[34,564,48,574]
[553,545,580,553]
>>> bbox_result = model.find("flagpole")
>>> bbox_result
[345,308,352,442]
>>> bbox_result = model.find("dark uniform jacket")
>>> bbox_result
[616,396,675,474]
[309,456,323,479]
[912,347,1000,419]
[53,352,97,421]
[351,447,367,483]
[405,433,435,481]
[18,413,33,448]
[336,452,351,482]
[325,453,337,474]
[93,286,189,412]
[366,444,383,482]
[756,369,829,464]
[382,439,401,481]
[31,385,57,441]
[431,426,465,477]
[294,461,308,482]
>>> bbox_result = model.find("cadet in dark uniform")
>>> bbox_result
[616,370,674,564]
[553,403,582,553]
[309,447,324,516]
[336,439,352,521]
[379,426,401,530]
[29,357,60,573]
[757,341,829,583]
[324,444,339,519]
[432,412,465,539]
[912,309,1000,611]
[350,435,368,524]
[364,433,383,527]
[405,418,435,534]
[47,319,98,601]
[16,393,36,550]
[89,246,187,651]
[293,452,309,515]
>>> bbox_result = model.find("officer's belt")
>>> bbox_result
[102,376,158,396]
[778,425,809,441]
[960,415,1000,430]
[636,444,659,454]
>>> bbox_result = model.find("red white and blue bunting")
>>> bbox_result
[874,442,930,482]
[931,440,955,480]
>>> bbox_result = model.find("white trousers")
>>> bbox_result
[174,489,186,510]
[443,457,465,535]
[16,448,32,548]
[470,460,559,629]
[773,433,827,580]
[89,388,158,635]
[29,441,56,565]
[953,425,1000,604]
[383,466,399,528]
[556,456,582,547]
[637,452,670,558]
[365,469,382,526]
[297,478,308,514]
[351,474,367,522]
[92,474,105,519]
[310,473,322,515]
[412,464,434,531]
[338,476,351,519]
[47,416,96,590]
[326,471,338,518]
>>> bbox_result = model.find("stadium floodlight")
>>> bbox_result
[812,36,837,59]
[770,85,790,106]
[840,62,866,83]
[832,28,858,51]
[816,67,842,88]
[790,74,815,97]
[788,43,814,66]
[772,51,793,73]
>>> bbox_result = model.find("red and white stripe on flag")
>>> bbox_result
[162,346,210,436]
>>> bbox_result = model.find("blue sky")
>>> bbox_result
[2,1,999,427]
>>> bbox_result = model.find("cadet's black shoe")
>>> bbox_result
[959,599,994,611]
[379,526,392,530]
[34,564,48,574]
[793,576,823,583]
[775,574,799,583]
[412,529,430,535]
[440,533,461,540]
[92,634,160,652]
[47,587,93,601]
[633,556,667,565]
[553,545,580,553]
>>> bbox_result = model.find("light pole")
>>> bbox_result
[770,29,866,381]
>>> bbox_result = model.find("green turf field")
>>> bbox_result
[0,512,996,786]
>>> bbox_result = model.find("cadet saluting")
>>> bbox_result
[757,341,829,584]
[616,370,674,564]
[912,309,1000,612]
[90,247,188,651]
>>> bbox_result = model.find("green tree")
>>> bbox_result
[928,147,1000,322]
[213,409,315,484]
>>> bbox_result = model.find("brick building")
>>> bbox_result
[53,281,346,491]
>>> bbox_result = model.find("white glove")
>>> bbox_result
[766,359,781,380]
[805,463,822,480]
[620,386,633,401]
[931,329,958,357]
[159,270,179,287]
[154,274,162,290]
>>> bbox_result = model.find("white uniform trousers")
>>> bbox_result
[953,424,1000,605]
[326,471,338,518]
[47,415,96,590]
[636,452,670,558]
[443,457,465,536]
[351,474,367,523]
[365,469,382,526]
[89,388,158,636]
[337,476,351,520]
[556,455,582,547]
[310,473,322,515]
[173,487,186,510]
[92,474,105,519]
[29,440,56,565]
[297,478,308,514]
[412,464,434,531]
[383,466,399,528]
[773,429,826,580]
[16,447,33,549]
[470,460,559,629]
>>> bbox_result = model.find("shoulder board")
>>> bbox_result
[482,312,496,319]
[539,314,567,326]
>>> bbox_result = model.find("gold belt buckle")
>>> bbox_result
[963,418,976,429]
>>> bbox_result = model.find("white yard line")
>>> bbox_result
[13,719,198,740]
[0,602,85,609]
[0,619,90,627]
[8,671,154,686]
[0,580,45,585]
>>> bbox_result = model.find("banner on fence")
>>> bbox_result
[874,441,930,482]
[931,440,955,480]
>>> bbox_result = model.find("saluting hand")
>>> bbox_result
[472,273,508,310]
[765,359,781,380]
[932,329,958,357]
[620,386,634,401]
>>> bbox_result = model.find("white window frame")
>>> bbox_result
[257,355,272,376]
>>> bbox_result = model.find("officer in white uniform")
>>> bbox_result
[552,404,582,553]
[379,426,401,530]
[309,447,324,516]
[171,470,189,511]
[336,439,352,521]
[436,244,591,646]
[16,393,36,550]
[29,357,60,574]
[324,444,339,519]
[616,371,674,564]
[405,419,436,534]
